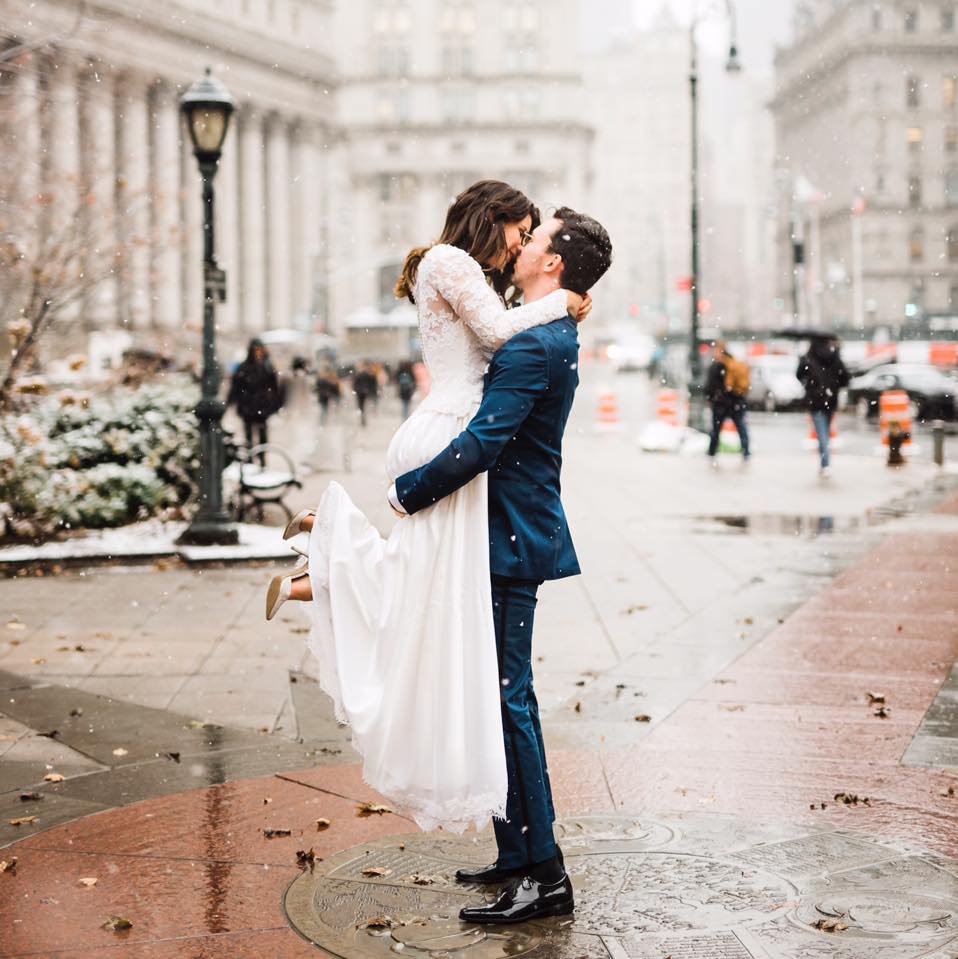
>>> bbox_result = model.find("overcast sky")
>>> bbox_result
[583,0,794,77]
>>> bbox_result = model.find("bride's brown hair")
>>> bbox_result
[395,179,540,304]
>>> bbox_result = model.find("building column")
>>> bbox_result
[12,57,42,222]
[215,121,241,334]
[265,112,291,329]
[44,53,82,233]
[80,61,119,330]
[290,121,319,328]
[238,108,266,333]
[150,81,183,337]
[116,75,151,330]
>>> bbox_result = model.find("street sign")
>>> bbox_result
[204,265,227,303]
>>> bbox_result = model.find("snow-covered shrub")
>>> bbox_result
[0,377,201,539]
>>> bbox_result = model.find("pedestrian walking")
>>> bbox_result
[706,341,751,462]
[352,361,378,427]
[797,336,849,478]
[315,362,342,425]
[227,338,283,465]
[396,361,416,419]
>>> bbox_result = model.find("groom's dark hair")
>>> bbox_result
[549,207,613,295]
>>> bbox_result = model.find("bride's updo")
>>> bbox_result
[395,179,540,304]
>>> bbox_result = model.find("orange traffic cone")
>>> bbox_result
[596,389,623,432]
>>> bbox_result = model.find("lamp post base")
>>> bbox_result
[177,518,239,547]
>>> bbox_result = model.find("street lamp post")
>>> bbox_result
[177,69,238,546]
[687,0,742,432]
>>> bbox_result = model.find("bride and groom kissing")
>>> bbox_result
[266,180,612,925]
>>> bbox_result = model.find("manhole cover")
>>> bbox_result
[283,814,958,958]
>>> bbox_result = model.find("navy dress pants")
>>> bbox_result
[491,575,557,870]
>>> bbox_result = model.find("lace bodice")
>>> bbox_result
[413,244,568,416]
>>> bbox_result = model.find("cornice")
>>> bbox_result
[340,121,595,140]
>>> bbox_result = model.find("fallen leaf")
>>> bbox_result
[0,857,17,873]
[263,828,292,839]
[296,848,316,867]
[813,918,848,933]
[743,617,754,625]
[43,773,65,783]
[8,639,20,646]
[37,730,59,739]
[316,818,331,831]
[8,816,37,826]
[362,867,392,878]
[319,747,341,755]
[873,706,891,719]
[19,792,43,802]
[356,802,392,818]
[78,877,98,887]
[634,714,652,723]
[263,797,273,805]
[574,680,586,687]
[360,916,396,930]
[69,708,83,717]
[943,786,955,798]
[164,752,180,763]
[622,604,649,615]
[409,873,442,885]
[31,658,46,665]
[574,701,582,713]
[112,748,128,757]
[866,691,886,705]
[102,916,133,931]
[6,621,26,631]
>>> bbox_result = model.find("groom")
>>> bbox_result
[388,207,613,924]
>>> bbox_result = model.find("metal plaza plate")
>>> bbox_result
[283,814,958,959]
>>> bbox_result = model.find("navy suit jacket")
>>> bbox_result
[395,315,580,582]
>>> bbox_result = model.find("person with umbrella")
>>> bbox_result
[796,335,849,478]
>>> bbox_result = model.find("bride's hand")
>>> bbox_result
[566,290,584,318]
[576,293,593,323]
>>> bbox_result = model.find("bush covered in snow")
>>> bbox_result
[0,378,201,539]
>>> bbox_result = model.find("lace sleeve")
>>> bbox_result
[423,245,568,352]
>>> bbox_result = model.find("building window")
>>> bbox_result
[909,174,923,207]
[906,75,921,108]
[441,45,473,75]
[373,3,411,35]
[948,226,958,261]
[904,9,919,31]
[947,168,958,205]
[907,126,924,152]
[872,5,882,30]
[945,75,958,107]
[440,87,475,122]
[946,126,958,152]
[439,0,476,35]
[910,227,925,261]
[376,46,410,78]
[950,282,958,305]
[377,90,411,125]
[943,7,956,31]
[876,170,886,192]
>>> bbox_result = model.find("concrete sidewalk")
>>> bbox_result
[0,495,955,957]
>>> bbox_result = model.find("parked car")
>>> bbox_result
[846,364,958,421]
[746,355,805,412]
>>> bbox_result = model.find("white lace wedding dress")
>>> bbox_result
[304,244,567,833]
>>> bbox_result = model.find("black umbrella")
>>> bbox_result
[773,327,838,341]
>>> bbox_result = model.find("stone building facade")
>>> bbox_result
[773,0,958,331]
[2,0,336,362]
[327,0,593,353]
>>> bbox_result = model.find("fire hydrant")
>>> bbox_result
[887,421,910,466]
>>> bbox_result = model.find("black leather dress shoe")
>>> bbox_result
[455,862,524,885]
[459,874,574,925]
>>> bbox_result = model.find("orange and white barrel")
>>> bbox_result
[880,389,913,451]
[656,388,682,427]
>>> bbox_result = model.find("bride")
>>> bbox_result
[265,180,585,833]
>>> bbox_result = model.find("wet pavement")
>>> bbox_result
[1,371,957,955]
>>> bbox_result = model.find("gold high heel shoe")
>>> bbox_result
[265,563,310,621]
[283,509,316,541]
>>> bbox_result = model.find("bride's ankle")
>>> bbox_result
[290,576,313,601]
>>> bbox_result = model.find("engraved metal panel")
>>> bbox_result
[283,814,958,959]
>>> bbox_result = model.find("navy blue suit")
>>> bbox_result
[395,314,580,868]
